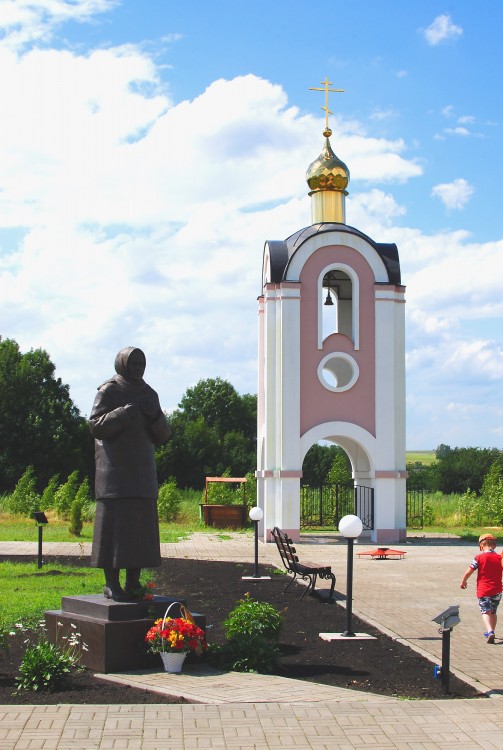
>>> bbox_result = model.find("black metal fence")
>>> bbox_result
[300,483,374,531]
[406,480,424,529]
[300,481,423,530]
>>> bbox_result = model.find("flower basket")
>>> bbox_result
[160,651,187,673]
[145,602,208,673]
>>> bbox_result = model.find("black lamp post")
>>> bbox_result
[338,514,363,637]
[32,512,49,569]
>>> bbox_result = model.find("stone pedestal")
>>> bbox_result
[45,595,205,674]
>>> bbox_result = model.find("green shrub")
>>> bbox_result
[15,637,80,692]
[41,474,59,510]
[223,594,283,641]
[422,498,435,526]
[482,463,503,525]
[157,479,182,522]
[244,471,257,507]
[8,466,41,517]
[217,634,280,673]
[457,488,482,527]
[54,470,80,519]
[214,593,284,673]
[69,500,83,537]
[206,470,243,506]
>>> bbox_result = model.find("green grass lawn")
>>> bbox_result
[0,513,252,544]
[0,561,106,628]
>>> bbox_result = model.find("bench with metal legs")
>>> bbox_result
[271,526,336,600]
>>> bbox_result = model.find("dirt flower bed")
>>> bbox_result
[0,555,482,704]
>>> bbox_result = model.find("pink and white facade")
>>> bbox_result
[256,154,407,543]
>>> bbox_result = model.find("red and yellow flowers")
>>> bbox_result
[145,617,207,655]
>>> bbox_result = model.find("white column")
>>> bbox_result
[373,284,406,543]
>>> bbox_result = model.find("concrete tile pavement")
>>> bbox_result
[2,532,503,748]
[2,699,503,749]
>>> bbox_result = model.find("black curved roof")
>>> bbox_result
[264,222,401,285]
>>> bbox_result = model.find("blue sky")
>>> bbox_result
[0,0,502,450]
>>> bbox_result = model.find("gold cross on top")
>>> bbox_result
[309,76,344,132]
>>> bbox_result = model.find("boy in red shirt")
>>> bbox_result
[460,533,503,643]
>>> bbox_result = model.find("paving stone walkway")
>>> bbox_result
[2,532,503,748]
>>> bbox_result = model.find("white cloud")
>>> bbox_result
[444,126,471,137]
[0,7,502,449]
[431,178,474,210]
[0,0,117,50]
[423,15,463,46]
[370,109,395,122]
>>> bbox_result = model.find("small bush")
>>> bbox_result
[223,594,283,641]
[457,488,482,527]
[54,471,80,520]
[69,499,83,536]
[482,463,503,525]
[158,479,182,522]
[69,477,95,535]
[8,466,40,517]
[41,474,60,511]
[244,471,257,507]
[214,593,284,673]
[206,471,243,506]
[15,638,79,692]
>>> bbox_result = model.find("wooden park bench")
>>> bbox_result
[271,526,336,601]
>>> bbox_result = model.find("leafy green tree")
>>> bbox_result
[0,338,93,492]
[8,466,40,517]
[156,378,257,489]
[302,444,349,486]
[432,447,501,495]
[327,452,352,485]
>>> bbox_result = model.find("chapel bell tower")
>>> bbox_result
[256,78,407,543]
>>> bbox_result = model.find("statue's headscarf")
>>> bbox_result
[114,347,145,378]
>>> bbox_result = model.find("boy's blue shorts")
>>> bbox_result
[478,593,502,614]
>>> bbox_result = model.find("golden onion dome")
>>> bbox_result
[306,127,350,195]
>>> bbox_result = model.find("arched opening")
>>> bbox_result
[300,441,353,530]
[300,425,376,534]
[321,269,353,340]
[318,265,360,349]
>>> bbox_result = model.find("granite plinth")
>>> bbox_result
[45,595,206,673]
[61,594,186,621]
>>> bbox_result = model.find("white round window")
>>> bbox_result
[317,352,359,393]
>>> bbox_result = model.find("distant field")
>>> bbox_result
[406,451,436,465]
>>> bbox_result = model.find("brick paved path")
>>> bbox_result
[2,533,503,748]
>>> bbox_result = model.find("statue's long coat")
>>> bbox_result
[89,370,169,569]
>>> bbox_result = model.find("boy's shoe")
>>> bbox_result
[485,630,495,644]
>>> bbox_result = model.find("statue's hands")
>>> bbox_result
[124,402,141,420]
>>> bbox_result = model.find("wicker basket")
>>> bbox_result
[160,650,187,673]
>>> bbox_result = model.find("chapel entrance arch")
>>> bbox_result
[300,422,375,535]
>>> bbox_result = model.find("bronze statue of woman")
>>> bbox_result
[89,347,170,600]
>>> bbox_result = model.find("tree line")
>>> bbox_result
[407,444,503,495]
[1,338,502,501]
